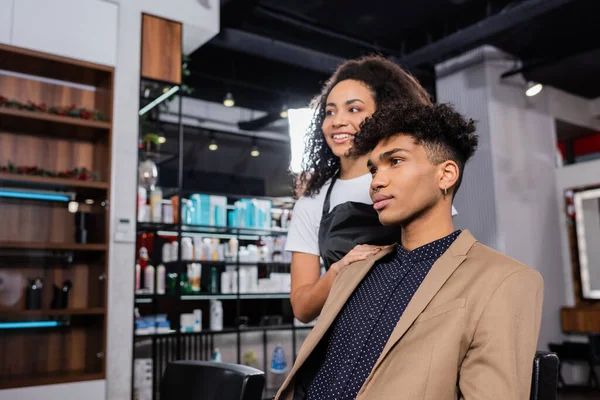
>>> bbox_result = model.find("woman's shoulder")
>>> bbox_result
[294,185,328,212]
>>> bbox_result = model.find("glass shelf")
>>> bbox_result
[135,293,290,303]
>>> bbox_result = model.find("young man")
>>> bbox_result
[275,102,544,400]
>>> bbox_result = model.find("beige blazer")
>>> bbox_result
[276,230,544,400]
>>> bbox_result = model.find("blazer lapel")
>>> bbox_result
[363,231,477,388]
[278,246,396,397]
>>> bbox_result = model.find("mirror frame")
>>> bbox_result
[573,187,600,300]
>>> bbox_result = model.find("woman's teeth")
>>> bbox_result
[333,134,351,140]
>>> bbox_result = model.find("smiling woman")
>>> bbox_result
[285,55,434,323]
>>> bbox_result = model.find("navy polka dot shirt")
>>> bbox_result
[304,231,461,400]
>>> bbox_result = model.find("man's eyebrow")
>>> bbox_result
[379,148,411,161]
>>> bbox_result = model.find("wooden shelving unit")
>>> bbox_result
[0,44,113,389]
[0,107,112,130]
[0,308,106,317]
[0,173,109,190]
[0,242,108,251]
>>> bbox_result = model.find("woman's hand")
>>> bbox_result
[331,244,383,275]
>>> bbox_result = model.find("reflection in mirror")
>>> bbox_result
[574,188,600,299]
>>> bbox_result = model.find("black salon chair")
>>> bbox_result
[530,351,559,400]
[160,360,265,400]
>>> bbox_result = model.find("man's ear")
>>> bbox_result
[439,160,459,193]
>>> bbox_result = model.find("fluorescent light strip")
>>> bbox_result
[0,321,63,329]
[139,86,180,116]
[0,189,70,202]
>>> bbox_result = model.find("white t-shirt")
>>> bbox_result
[285,173,459,256]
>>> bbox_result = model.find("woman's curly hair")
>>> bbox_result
[297,55,431,198]
[350,101,479,196]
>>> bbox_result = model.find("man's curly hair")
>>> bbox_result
[350,101,478,196]
[297,55,432,198]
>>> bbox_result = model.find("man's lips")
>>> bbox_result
[372,194,393,211]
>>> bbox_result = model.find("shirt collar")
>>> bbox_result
[395,230,462,262]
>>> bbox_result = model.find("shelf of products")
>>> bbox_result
[134,324,314,338]
[0,44,113,389]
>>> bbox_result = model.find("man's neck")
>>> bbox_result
[339,155,370,180]
[400,205,455,251]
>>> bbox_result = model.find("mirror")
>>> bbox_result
[574,187,600,299]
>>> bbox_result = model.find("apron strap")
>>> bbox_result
[322,176,337,218]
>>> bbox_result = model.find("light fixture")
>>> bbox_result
[158,137,166,144]
[525,81,543,97]
[0,320,64,329]
[139,85,180,116]
[223,92,235,107]
[0,189,70,202]
[208,138,218,151]
[250,140,260,157]
[280,105,289,119]
[85,199,95,205]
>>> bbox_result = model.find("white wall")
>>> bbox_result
[11,0,118,65]
[0,0,13,45]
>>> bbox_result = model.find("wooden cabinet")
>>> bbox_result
[141,14,182,84]
[0,43,114,389]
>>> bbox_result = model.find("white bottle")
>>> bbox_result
[192,263,201,292]
[210,300,223,331]
[150,187,163,223]
[231,270,238,294]
[135,264,141,293]
[221,271,231,294]
[171,241,179,262]
[162,242,171,263]
[156,264,166,294]
[145,264,155,294]
[249,267,258,293]
[229,238,239,260]
[193,237,203,261]
[137,186,147,222]
[182,237,194,261]
[239,268,249,294]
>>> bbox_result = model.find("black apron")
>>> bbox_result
[317,176,401,270]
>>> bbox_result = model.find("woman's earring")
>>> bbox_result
[444,187,448,196]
